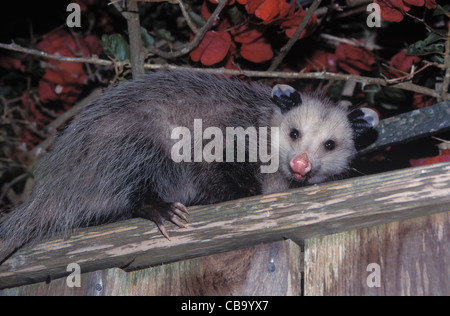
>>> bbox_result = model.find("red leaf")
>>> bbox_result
[412,93,435,109]
[80,35,103,57]
[240,0,292,24]
[386,50,421,78]
[335,44,375,75]
[232,25,265,44]
[42,58,87,86]
[280,9,317,39]
[240,38,273,63]
[245,0,265,15]
[403,0,424,6]
[190,31,232,66]
[0,56,24,71]
[303,50,338,73]
[374,0,411,22]
[254,0,289,23]
[410,150,450,167]
[424,0,437,9]
[36,30,101,105]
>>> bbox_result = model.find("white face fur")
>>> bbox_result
[271,84,378,185]
[278,95,357,184]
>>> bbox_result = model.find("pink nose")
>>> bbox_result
[290,153,312,180]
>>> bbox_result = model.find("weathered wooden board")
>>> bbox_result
[1,161,450,290]
[0,240,302,296]
[359,100,450,154]
[304,213,449,296]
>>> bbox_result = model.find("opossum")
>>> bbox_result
[0,71,378,263]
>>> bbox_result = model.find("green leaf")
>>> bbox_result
[433,5,450,16]
[423,32,446,44]
[380,102,400,111]
[375,87,406,111]
[383,87,406,100]
[154,29,171,41]
[406,40,444,56]
[188,11,206,28]
[430,55,445,64]
[101,34,130,62]
[364,85,381,106]
[406,31,445,57]
[226,6,245,25]
[140,27,155,48]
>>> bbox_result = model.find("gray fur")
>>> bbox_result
[0,71,372,263]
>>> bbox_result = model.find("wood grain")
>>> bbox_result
[359,100,450,154]
[0,240,302,296]
[304,213,449,296]
[1,162,450,290]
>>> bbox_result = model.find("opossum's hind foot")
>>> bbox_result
[136,202,189,240]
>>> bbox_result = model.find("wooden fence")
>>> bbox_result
[0,101,449,296]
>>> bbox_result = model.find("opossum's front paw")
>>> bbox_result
[138,202,189,239]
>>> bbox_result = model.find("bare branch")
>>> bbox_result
[145,0,228,59]
[143,64,449,99]
[125,0,145,78]
[442,27,450,101]
[268,0,323,72]
[1,41,448,99]
[109,0,145,78]
[178,0,199,35]
[0,42,115,67]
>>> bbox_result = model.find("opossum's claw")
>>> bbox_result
[137,202,189,240]
[171,202,189,220]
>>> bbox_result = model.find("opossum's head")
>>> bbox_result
[272,84,379,184]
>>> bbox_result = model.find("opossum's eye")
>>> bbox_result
[324,140,336,151]
[290,128,300,140]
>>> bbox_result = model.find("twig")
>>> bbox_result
[142,64,449,99]
[385,62,435,84]
[268,0,323,72]
[110,0,145,78]
[0,173,29,205]
[0,42,116,67]
[109,0,126,15]
[442,27,450,101]
[405,13,447,38]
[320,33,383,51]
[145,0,228,59]
[1,41,448,99]
[126,0,145,78]
[178,0,199,35]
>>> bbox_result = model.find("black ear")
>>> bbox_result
[271,84,302,113]
[348,108,379,139]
